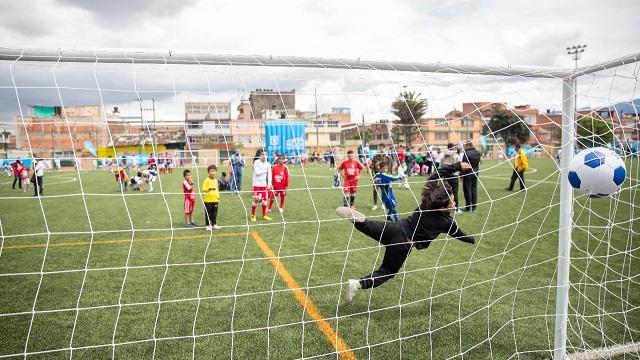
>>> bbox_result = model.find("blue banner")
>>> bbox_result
[263,121,306,163]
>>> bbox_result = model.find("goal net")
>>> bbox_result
[0,48,638,360]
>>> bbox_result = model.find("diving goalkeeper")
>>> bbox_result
[336,161,476,303]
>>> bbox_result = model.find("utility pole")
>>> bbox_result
[315,88,319,152]
[1,129,10,158]
[152,98,156,146]
[138,99,144,154]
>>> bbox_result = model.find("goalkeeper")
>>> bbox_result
[336,161,476,303]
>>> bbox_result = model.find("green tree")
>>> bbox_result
[352,130,373,144]
[576,116,613,148]
[482,110,531,147]
[391,91,428,147]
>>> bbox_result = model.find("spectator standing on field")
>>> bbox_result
[229,150,245,193]
[461,142,482,212]
[33,159,47,197]
[441,143,462,214]
[11,158,22,190]
[505,144,528,191]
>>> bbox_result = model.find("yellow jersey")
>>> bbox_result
[202,177,220,203]
[515,149,529,172]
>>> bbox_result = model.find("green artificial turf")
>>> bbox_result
[0,158,638,359]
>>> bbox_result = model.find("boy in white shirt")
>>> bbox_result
[251,149,272,222]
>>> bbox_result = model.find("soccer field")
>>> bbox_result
[0,159,638,359]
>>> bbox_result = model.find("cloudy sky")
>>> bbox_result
[1,0,639,125]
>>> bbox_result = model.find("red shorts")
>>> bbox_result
[343,179,359,194]
[253,186,269,202]
[183,197,195,214]
[270,189,286,198]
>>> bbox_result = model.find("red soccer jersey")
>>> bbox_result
[338,159,364,181]
[182,179,195,200]
[271,164,289,190]
[397,149,405,162]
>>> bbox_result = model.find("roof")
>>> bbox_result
[107,131,186,147]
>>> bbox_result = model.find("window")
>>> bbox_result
[235,135,252,144]
[461,117,474,127]
[327,121,339,128]
[187,122,203,129]
[330,133,339,141]
[460,132,474,140]
[435,132,448,140]
[435,118,448,126]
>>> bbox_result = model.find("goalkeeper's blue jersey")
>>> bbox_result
[374,172,402,205]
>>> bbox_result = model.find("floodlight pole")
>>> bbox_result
[554,76,576,360]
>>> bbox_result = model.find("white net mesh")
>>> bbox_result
[0,50,638,359]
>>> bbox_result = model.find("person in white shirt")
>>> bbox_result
[251,149,272,222]
[440,143,462,213]
[141,167,158,192]
[33,159,47,197]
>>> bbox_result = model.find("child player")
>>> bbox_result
[338,149,364,209]
[202,165,221,230]
[20,165,30,192]
[374,162,403,221]
[268,153,289,214]
[336,161,476,303]
[182,169,197,227]
[251,149,272,222]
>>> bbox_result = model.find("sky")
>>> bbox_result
[1,0,639,127]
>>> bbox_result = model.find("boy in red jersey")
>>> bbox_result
[338,149,364,209]
[182,169,197,227]
[268,154,290,214]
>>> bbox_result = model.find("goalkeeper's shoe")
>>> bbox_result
[336,207,366,223]
[250,215,257,222]
[262,215,272,221]
[345,279,361,303]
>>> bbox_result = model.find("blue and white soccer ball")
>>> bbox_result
[567,147,626,197]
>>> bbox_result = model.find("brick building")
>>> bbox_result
[248,89,295,119]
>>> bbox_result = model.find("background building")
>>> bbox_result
[185,102,231,148]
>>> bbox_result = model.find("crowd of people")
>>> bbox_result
[5,158,49,196]
[335,142,489,217]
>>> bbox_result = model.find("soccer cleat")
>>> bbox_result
[455,208,464,214]
[185,223,194,228]
[371,205,378,210]
[190,222,199,227]
[278,207,284,214]
[336,207,366,223]
[213,225,222,230]
[262,215,272,221]
[345,279,361,303]
[205,225,213,231]
[250,215,257,222]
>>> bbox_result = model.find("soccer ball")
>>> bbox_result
[567,147,626,197]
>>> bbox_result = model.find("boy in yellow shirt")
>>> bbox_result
[505,144,528,191]
[202,165,221,230]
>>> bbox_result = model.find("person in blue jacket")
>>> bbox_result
[374,162,403,221]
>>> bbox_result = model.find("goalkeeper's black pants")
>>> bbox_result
[354,219,412,289]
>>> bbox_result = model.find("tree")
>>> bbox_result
[576,116,613,148]
[482,110,531,147]
[391,91,428,147]
[352,130,373,144]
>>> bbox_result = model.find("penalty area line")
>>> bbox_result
[250,231,356,360]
